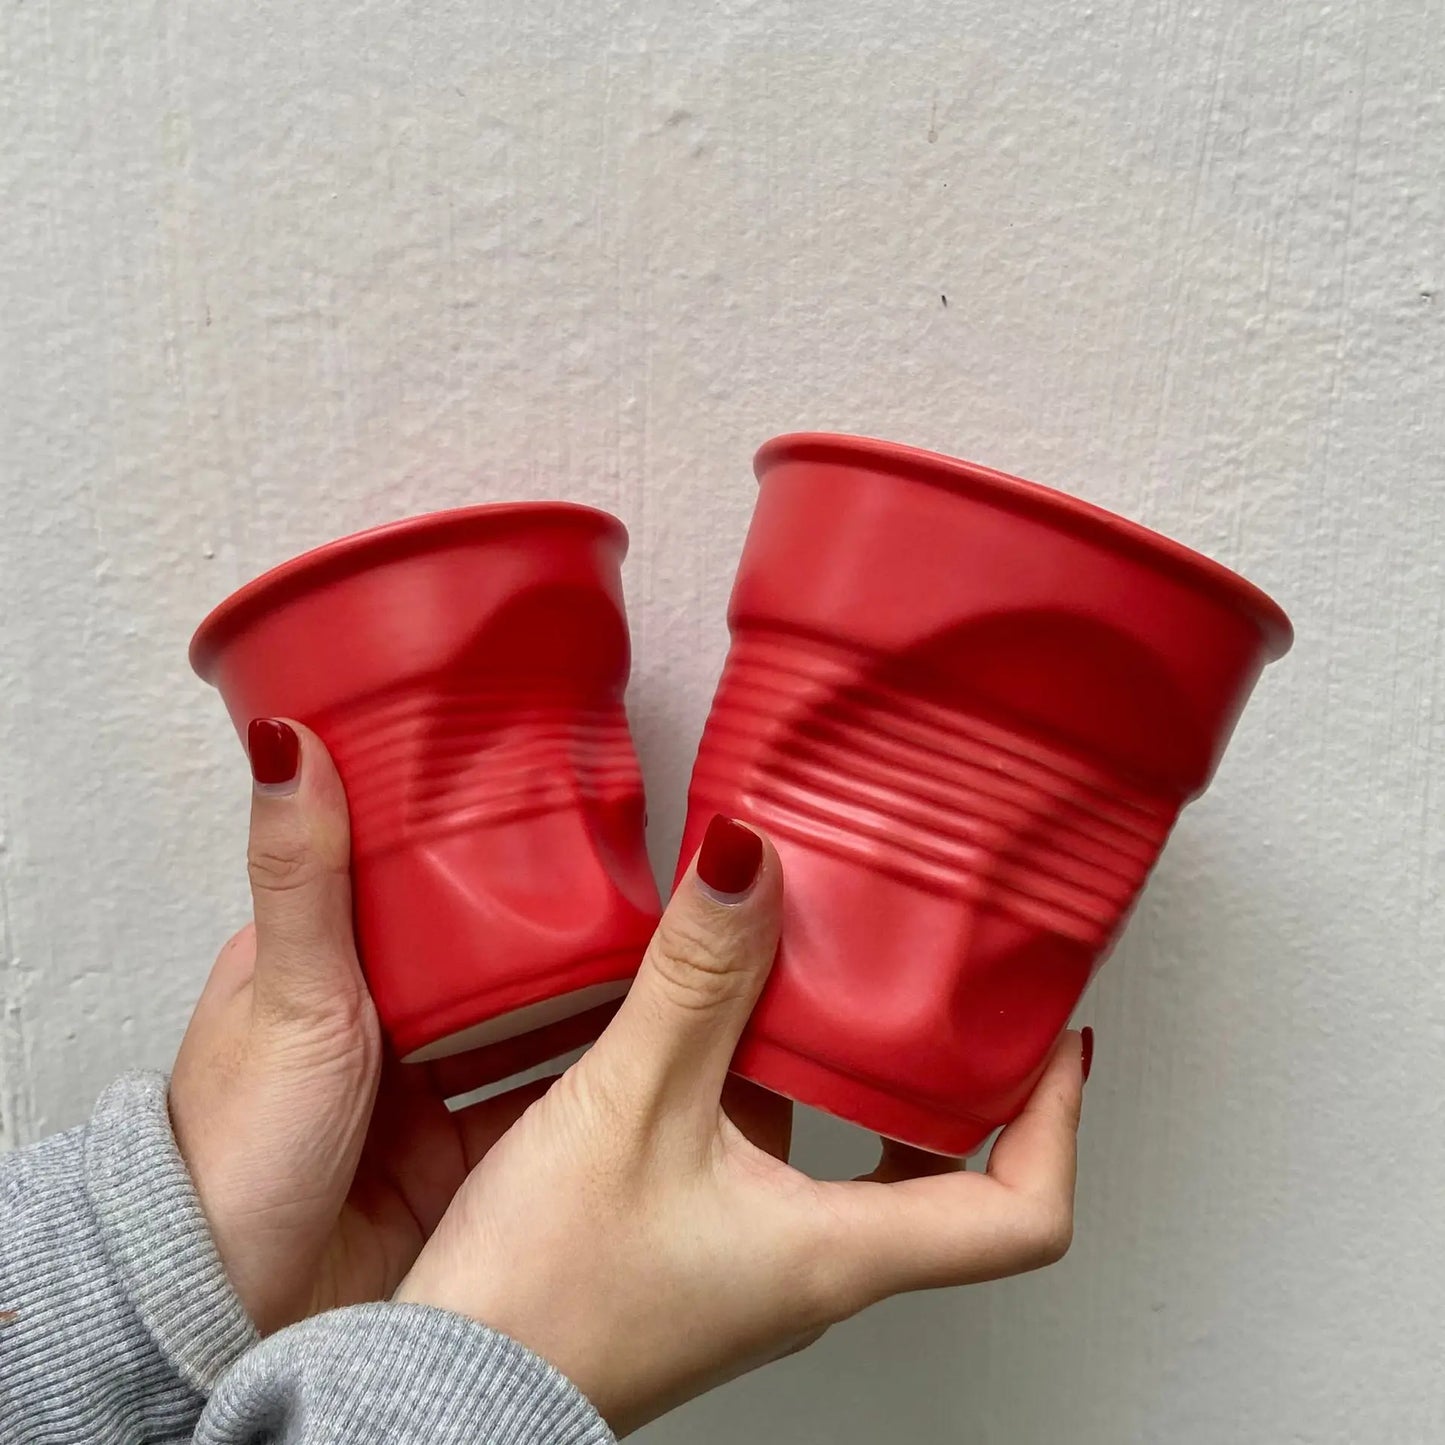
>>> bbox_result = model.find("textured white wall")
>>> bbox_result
[2,2,1442,1439]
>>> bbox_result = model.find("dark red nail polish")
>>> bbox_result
[697,815,763,898]
[247,718,300,787]
[1080,1026,1095,1084]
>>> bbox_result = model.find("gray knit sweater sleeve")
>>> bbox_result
[195,1304,614,1444]
[0,1072,255,1442]
[0,1071,614,1445]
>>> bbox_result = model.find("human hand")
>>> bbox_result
[169,719,609,1334]
[397,816,1087,1435]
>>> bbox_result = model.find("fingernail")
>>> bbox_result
[247,718,301,793]
[696,814,763,902]
[1080,1026,1095,1084]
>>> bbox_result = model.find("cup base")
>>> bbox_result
[401,978,631,1063]
[732,1034,995,1158]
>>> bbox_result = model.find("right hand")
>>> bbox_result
[170,719,618,1335]
[397,816,1086,1435]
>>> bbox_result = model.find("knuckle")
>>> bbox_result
[549,1061,646,1175]
[252,943,372,1029]
[645,912,749,1014]
[1017,1199,1074,1269]
[554,1056,618,1126]
[247,835,321,894]
[258,988,380,1079]
[1057,1085,1083,1136]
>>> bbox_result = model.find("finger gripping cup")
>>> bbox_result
[191,503,662,1062]
[678,435,1293,1156]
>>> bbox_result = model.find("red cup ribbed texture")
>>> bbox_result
[193,503,662,1061]
[678,435,1291,1155]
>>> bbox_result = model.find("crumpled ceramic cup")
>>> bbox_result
[678,435,1292,1154]
[192,503,661,1062]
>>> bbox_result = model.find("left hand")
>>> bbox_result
[169,719,598,1334]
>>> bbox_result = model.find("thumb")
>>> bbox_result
[591,815,780,1114]
[243,717,366,1029]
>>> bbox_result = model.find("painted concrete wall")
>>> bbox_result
[2,3,1441,1440]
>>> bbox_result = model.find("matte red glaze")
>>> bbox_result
[679,434,1292,1155]
[192,503,662,1061]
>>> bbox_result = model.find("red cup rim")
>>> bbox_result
[189,501,628,681]
[754,433,1293,659]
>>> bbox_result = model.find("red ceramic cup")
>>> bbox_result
[192,503,662,1062]
[678,434,1293,1155]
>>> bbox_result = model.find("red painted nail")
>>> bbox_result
[247,718,300,787]
[1080,1026,1095,1084]
[696,815,763,898]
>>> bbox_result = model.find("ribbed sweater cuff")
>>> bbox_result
[84,1071,258,1391]
[197,1302,615,1444]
